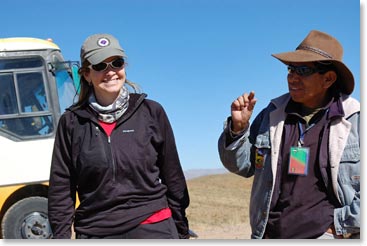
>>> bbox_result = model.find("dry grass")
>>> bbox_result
[186,172,253,239]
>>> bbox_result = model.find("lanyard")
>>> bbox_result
[297,122,315,147]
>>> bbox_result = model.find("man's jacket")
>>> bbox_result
[218,93,360,239]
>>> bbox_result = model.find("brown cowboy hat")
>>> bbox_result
[272,30,354,95]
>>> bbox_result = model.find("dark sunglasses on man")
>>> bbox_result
[287,64,327,77]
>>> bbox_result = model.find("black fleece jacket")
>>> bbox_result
[48,93,190,238]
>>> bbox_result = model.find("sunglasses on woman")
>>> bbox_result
[89,58,125,72]
[287,65,325,77]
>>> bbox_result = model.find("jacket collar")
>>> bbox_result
[270,93,359,119]
[67,93,147,125]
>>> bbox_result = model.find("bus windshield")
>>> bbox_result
[54,62,79,113]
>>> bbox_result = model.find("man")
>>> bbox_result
[218,30,360,239]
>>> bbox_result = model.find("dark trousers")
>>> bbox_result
[76,217,179,239]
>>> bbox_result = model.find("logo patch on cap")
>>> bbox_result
[97,37,110,47]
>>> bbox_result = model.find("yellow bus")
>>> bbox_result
[0,37,79,239]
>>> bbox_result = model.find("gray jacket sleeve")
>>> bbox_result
[333,112,360,237]
[217,118,254,178]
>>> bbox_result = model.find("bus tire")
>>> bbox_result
[1,196,52,239]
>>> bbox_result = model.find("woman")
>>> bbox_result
[48,33,190,239]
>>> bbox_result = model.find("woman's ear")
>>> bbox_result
[83,70,92,85]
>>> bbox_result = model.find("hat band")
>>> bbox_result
[296,45,333,59]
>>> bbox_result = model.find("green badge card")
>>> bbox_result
[288,146,309,176]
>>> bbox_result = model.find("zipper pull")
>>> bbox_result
[108,136,111,144]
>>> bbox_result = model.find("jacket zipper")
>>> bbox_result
[107,135,116,182]
[96,125,116,182]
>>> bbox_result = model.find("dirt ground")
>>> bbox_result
[186,173,253,240]
[190,224,251,239]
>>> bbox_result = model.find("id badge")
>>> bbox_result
[288,146,309,176]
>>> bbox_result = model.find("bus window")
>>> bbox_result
[17,72,48,112]
[0,74,18,132]
[0,74,18,115]
[0,116,53,136]
[0,57,43,70]
[16,72,53,136]
[0,71,54,137]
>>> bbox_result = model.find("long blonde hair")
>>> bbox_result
[74,60,141,108]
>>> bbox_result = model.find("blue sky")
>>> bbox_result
[1,0,362,171]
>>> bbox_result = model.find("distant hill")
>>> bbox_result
[184,168,228,180]
[186,172,253,239]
